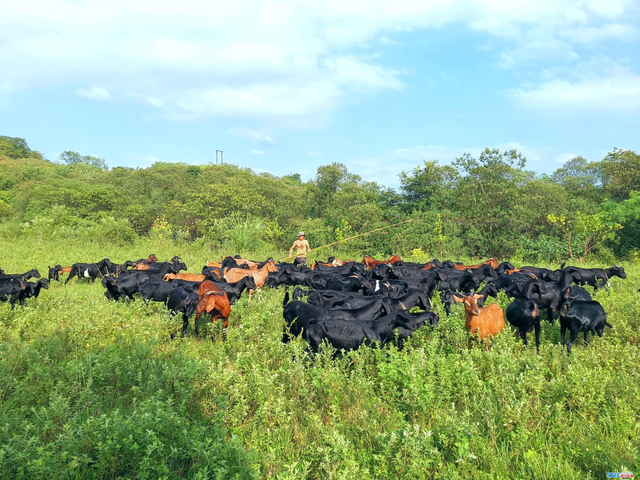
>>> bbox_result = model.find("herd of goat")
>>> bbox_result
[0,254,628,355]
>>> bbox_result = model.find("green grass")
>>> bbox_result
[1,238,639,478]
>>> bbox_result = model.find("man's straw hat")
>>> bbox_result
[297,232,305,237]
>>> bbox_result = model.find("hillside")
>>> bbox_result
[2,136,640,262]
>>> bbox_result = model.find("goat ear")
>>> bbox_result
[473,294,483,299]
[564,287,571,298]
[452,296,464,303]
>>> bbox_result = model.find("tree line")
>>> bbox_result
[0,135,638,262]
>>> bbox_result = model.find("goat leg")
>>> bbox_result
[534,321,541,354]
[182,313,189,337]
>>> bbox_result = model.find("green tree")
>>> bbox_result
[283,173,302,184]
[309,163,362,217]
[600,191,640,257]
[59,150,108,169]
[398,160,458,212]
[0,136,41,159]
[452,148,534,257]
[551,156,603,204]
[601,148,640,201]
[547,211,622,262]
[166,185,267,240]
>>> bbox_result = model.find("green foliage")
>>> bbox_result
[334,218,353,242]
[282,173,302,184]
[96,217,138,247]
[552,156,604,204]
[218,214,267,253]
[601,191,640,258]
[1,135,640,262]
[0,136,42,159]
[0,337,256,479]
[167,185,267,240]
[59,150,108,170]
[450,148,534,257]
[548,212,622,262]
[399,160,458,212]
[518,234,568,263]
[383,211,462,259]
[11,181,119,221]
[601,148,640,201]
[0,198,10,219]
[309,162,363,218]
[433,213,447,258]
[296,217,335,252]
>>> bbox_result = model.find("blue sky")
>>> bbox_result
[1,0,638,187]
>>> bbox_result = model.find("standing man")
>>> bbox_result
[289,232,311,266]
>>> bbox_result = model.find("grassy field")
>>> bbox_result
[1,238,639,479]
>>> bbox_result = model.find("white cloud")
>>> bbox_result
[379,36,401,45]
[558,23,635,43]
[228,128,278,145]
[249,149,265,155]
[0,0,637,125]
[508,61,640,110]
[76,86,112,101]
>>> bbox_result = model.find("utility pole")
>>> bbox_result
[215,149,224,164]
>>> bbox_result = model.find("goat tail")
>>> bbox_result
[283,291,290,307]
[605,321,613,329]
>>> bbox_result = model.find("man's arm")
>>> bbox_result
[305,241,311,252]
[288,243,295,258]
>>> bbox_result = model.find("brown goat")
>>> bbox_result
[454,294,505,348]
[188,281,231,336]
[452,258,500,271]
[362,255,402,270]
[164,273,207,282]
[223,261,278,300]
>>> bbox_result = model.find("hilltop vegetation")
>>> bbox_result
[1,135,639,262]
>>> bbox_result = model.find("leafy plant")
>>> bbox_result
[548,212,622,262]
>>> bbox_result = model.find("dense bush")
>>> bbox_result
[0,339,256,479]
[1,137,639,262]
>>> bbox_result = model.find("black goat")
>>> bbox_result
[560,288,612,355]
